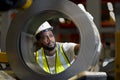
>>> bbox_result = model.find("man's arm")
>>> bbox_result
[74,44,80,55]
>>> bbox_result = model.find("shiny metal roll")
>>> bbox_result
[6,0,102,80]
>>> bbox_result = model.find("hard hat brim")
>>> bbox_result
[37,27,53,35]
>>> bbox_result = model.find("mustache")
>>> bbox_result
[42,43,56,51]
[47,41,54,45]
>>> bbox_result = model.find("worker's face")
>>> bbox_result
[40,30,56,50]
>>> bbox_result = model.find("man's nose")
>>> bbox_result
[47,36,52,42]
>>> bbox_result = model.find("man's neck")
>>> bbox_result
[44,48,56,56]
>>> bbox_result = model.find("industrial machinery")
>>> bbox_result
[1,0,119,80]
[0,0,33,11]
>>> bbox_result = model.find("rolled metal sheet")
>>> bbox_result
[6,0,102,80]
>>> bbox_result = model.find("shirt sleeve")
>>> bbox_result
[62,42,77,63]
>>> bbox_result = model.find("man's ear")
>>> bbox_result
[35,41,41,46]
[74,44,80,55]
[33,41,42,52]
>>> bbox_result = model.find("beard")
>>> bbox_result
[42,42,56,51]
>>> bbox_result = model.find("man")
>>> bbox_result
[35,21,80,74]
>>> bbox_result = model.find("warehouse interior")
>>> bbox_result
[0,0,120,80]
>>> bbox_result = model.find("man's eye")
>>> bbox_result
[43,37,47,39]
[50,34,53,37]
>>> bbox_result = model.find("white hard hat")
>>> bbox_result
[35,21,53,34]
